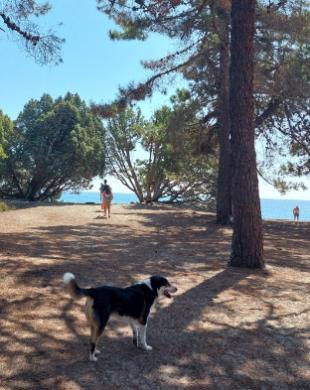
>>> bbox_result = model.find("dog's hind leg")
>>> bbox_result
[89,324,100,362]
[89,315,108,361]
[86,298,100,359]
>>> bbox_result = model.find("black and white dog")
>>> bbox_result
[63,273,177,361]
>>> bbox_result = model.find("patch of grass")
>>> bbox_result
[0,201,12,212]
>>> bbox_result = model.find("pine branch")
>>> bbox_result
[93,51,202,117]
[0,12,40,45]
[255,97,281,128]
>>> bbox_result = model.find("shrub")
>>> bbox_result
[0,202,10,212]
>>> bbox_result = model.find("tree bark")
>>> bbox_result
[216,7,232,225]
[229,0,264,268]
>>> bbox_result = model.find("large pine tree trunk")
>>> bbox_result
[216,7,232,225]
[229,0,264,268]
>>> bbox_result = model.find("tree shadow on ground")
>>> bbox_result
[263,220,310,273]
[0,206,309,389]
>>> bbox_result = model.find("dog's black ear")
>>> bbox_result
[150,275,169,291]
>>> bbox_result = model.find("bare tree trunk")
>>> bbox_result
[216,7,232,225]
[229,0,264,268]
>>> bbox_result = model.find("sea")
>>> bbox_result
[60,191,310,222]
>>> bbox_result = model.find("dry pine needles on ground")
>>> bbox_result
[0,204,309,389]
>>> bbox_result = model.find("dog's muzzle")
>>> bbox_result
[163,285,177,299]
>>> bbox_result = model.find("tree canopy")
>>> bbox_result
[0,110,13,159]
[94,0,310,268]
[0,93,105,201]
[105,91,217,204]
[95,0,310,219]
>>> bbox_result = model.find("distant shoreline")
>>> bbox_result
[60,192,310,222]
[2,192,310,221]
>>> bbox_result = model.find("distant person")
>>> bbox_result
[293,205,300,224]
[100,179,109,194]
[100,179,113,218]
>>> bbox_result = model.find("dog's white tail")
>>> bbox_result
[63,272,75,284]
[63,272,90,299]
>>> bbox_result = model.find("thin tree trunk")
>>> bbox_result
[216,7,232,225]
[229,0,264,268]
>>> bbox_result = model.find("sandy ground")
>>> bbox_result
[0,204,309,390]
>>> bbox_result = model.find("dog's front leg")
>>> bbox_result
[138,323,152,351]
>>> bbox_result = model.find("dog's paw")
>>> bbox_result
[143,345,153,351]
[89,353,98,362]
[94,349,101,355]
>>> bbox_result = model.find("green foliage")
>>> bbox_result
[256,38,310,188]
[0,110,14,159]
[0,93,105,201]
[106,92,217,204]
[161,90,218,203]
[97,0,310,198]
[0,201,11,212]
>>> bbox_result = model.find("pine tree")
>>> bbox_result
[96,0,310,224]
[229,0,264,268]
[95,0,310,267]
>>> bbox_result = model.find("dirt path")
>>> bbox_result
[0,204,309,389]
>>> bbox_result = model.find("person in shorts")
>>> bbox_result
[293,206,300,224]
[100,180,113,218]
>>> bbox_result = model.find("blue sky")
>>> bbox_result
[1,0,309,200]
[0,0,175,119]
